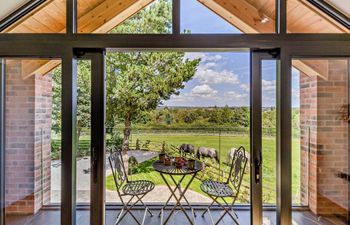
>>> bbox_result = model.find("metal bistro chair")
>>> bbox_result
[109,149,155,225]
[200,146,248,225]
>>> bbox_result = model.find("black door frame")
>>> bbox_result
[251,49,281,225]
[0,49,349,225]
[0,0,349,223]
[87,50,106,225]
[75,50,106,225]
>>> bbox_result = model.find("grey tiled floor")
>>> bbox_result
[6,209,340,225]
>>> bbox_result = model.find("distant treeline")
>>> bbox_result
[110,106,300,136]
[52,106,300,137]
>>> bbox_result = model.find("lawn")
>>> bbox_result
[106,132,301,205]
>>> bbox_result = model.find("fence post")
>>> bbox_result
[136,139,140,150]
[162,141,166,152]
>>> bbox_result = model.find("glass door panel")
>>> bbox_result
[104,50,252,224]
[291,58,349,225]
[261,60,277,225]
[251,50,279,225]
[3,58,62,225]
[75,59,92,225]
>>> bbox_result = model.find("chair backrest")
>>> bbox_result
[227,146,248,194]
[108,149,128,191]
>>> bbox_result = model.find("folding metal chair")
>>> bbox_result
[109,149,155,225]
[200,146,248,225]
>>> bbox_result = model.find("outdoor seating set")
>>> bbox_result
[108,146,248,225]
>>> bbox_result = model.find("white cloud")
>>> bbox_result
[168,93,193,103]
[165,84,219,106]
[185,52,206,61]
[202,62,217,69]
[262,79,276,93]
[185,53,240,85]
[195,68,240,85]
[191,84,218,97]
[185,53,223,62]
[224,91,248,100]
[240,83,249,92]
[203,54,222,62]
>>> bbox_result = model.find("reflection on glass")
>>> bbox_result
[287,0,349,33]
[104,51,251,224]
[78,0,172,34]
[261,60,277,225]
[292,59,349,224]
[4,59,62,225]
[3,1,66,33]
[181,0,275,34]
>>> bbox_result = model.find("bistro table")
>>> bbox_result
[153,159,203,225]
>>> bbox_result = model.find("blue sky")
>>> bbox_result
[163,0,300,107]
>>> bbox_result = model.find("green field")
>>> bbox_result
[106,132,301,205]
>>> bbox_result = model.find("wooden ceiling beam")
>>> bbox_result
[17,0,154,79]
[198,0,330,79]
[198,0,275,33]
[78,0,154,33]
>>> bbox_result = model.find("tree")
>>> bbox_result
[106,0,200,152]
[164,113,173,125]
[232,107,250,127]
[52,61,92,142]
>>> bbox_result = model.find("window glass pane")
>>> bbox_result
[182,0,275,34]
[324,0,350,18]
[78,0,172,34]
[292,58,349,224]
[261,60,277,224]
[75,60,92,225]
[104,51,252,224]
[287,0,349,33]
[4,59,62,225]
[1,0,66,33]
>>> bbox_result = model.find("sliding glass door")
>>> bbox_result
[251,50,280,225]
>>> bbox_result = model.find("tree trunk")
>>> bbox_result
[122,113,132,154]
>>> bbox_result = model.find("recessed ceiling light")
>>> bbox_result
[261,17,269,24]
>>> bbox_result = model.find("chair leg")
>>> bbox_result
[204,196,240,225]
[202,197,218,217]
[136,194,153,217]
[117,207,141,225]
[116,195,147,225]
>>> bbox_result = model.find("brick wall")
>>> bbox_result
[299,73,318,210]
[300,60,349,216]
[5,61,53,215]
[34,73,53,211]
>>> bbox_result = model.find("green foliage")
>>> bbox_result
[76,61,92,134]
[164,113,173,125]
[52,68,62,131]
[129,157,157,175]
[110,0,172,34]
[106,51,199,125]
[120,106,300,137]
[105,0,200,151]
[51,139,91,160]
[52,60,92,140]
[106,131,124,152]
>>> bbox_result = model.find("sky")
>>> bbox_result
[161,0,301,107]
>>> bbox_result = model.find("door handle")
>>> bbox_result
[254,149,262,184]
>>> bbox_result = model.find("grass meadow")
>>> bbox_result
[106,132,301,205]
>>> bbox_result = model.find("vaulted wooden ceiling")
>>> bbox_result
[2,0,349,80]
[3,0,154,79]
